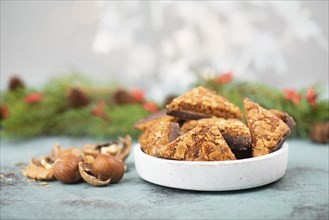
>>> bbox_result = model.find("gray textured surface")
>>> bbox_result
[0,138,328,219]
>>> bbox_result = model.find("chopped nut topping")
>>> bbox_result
[244,98,291,157]
[181,117,251,151]
[167,86,242,119]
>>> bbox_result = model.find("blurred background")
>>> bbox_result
[1,1,328,102]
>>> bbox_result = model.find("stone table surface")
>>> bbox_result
[0,137,328,220]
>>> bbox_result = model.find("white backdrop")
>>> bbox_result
[1,1,328,101]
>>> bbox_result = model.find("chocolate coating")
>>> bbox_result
[168,123,181,143]
[167,110,211,121]
[221,132,251,151]
[231,148,252,160]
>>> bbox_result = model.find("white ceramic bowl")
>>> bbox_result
[134,143,289,191]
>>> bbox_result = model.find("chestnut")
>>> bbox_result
[53,154,82,184]
[92,154,125,183]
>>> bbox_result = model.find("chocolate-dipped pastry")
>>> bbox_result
[139,121,180,156]
[157,125,236,161]
[181,117,252,159]
[166,86,242,120]
[244,98,291,157]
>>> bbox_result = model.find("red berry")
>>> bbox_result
[24,93,44,103]
[143,102,158,113]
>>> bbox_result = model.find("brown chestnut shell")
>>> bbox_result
[79,162,110,186]
[53,154,82,184]
[92,154,125,183]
